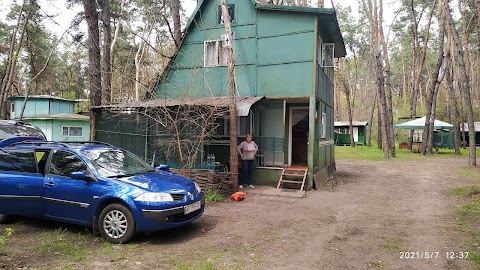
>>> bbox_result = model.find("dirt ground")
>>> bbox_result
[0,157,477,269]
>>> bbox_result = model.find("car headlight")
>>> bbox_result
[134,192,173,202]
[194,181,202,193]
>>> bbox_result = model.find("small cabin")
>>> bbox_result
[334,121,367,145]
[9,95,90,141]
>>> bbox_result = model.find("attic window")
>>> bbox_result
[322,43,335,67]
[218,4,235,24]
[204,40,229,67]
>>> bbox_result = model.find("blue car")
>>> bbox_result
[0,120,46,147]
[0,141,205,243]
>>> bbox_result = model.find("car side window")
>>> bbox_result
[0,149,38,173]
[49,150,87,178]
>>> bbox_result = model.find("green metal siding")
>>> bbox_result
[257,62,313,97]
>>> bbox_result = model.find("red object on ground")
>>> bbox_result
[231,192,246,201]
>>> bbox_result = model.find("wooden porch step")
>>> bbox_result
[277,168,307,191]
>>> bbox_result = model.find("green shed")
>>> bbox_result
[334,121,368,145]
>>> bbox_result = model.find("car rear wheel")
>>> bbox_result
[0,214,12,224]
[98,204,136,244]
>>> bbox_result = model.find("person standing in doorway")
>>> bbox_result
[238,134,258,189]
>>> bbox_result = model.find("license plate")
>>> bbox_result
[184,201,201,214]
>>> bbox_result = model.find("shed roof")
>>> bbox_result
[334,121,368,127]
[9,95,77,103]
[92,96,263,117]
[394,116,453,130]
[22,113,89,121]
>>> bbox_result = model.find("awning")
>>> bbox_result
[92,96,263,116]
[394,116,453,130]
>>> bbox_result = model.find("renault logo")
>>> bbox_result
[187,192,194,200]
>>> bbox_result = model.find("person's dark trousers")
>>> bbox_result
[241,159,254,185]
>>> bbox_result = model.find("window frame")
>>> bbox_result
[322,43,335,68]
[62,126,84,137]
[218,4,235,25]
[215,112,253,136]
[47,150,89,179]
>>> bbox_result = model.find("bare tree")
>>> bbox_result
[171,0,182,50]
[338,60,355,148]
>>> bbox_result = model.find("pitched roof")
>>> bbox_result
[185,0,346,57]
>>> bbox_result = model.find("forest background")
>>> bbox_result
[0,0,478,164]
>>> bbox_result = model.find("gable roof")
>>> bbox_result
[185,0,346,58]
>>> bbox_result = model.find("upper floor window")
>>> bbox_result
[204,40,229,67]
[322,43,335,67]
[218,4,235,24]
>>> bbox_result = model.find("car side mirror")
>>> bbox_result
[71,171,95,182]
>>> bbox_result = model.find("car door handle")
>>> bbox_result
[44,182,54,187]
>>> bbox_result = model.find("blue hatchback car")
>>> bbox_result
[0,141,205,243]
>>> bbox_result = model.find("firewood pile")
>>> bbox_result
[169,169,235,195]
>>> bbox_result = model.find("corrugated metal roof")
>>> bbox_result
[334,121,368,127]
[92,96,264,114]
[22,113,89,121]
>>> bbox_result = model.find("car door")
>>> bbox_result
[0,149,43,217]
[43,150,97,224]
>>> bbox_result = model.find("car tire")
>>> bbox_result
[98,203,136,244]
[0,214,12,224]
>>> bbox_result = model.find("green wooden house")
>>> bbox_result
[156,0,345,188]
[94,0,345,189]
[334,121,368,145]
[9,95,90,141]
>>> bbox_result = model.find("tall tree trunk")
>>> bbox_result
[445,54,460,154]
[99,0,112,104]
[421,0,445,156]
[444,0,476,166]
[378,0,395,157]
[220,0,239,188]
[110,0,126,102]
[83,0,102,107]
[377,103,383,150]
[83,0,102,141]
[171,0,182,50]
[367,92,377,147]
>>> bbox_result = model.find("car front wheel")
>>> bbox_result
[98,204,136,244]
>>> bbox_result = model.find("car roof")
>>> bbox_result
[0,120,46,141]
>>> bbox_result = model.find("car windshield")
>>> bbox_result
[82,148,155,178]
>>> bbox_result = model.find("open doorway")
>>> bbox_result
[289,107,309,166]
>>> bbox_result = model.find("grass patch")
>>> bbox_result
[204,190,224,202]
[382,236,406,253]
[368,261,383,267]
[335,144,480,161]
[33,228,91,262]
[450,186,480,197]
[0,228,14,249]
[456,166,480,181]
[458,200,480,218]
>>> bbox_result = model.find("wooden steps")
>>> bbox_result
[277,167,307,191]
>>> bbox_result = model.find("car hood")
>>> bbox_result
[114,171,195,193]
